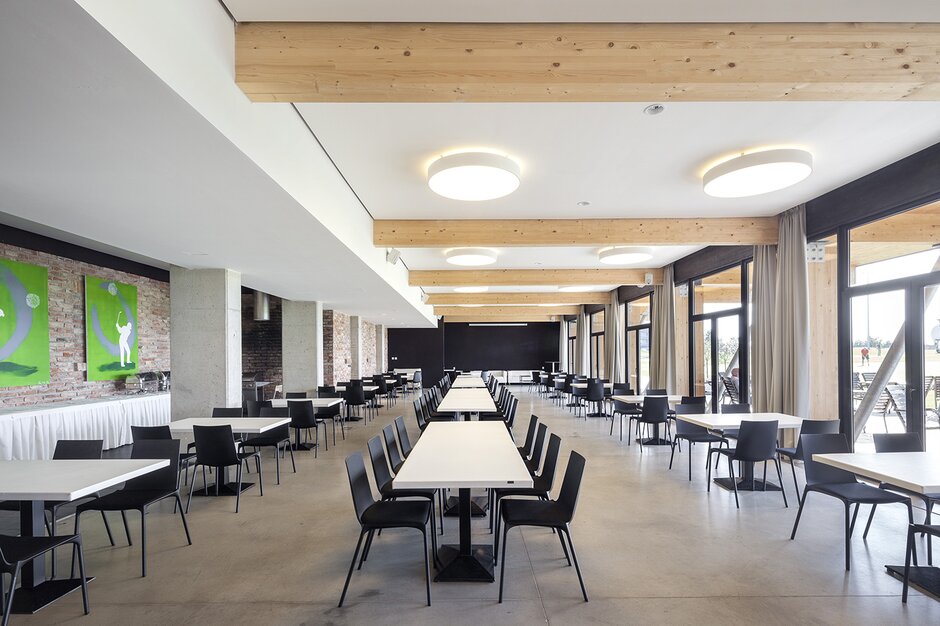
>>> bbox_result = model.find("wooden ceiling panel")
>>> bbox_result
[426,291,609,305]
[409,268,663,287]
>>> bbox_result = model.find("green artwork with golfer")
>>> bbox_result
[85,276,138,380]
[0,258,50,387]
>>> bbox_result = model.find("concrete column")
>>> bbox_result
[349,315,362,378]
[375,324,386,372]
[170,267,241,419]
[281,300,324,394]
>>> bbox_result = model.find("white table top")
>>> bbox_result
[813,452,940,495]
[393,422,534,489]
[271,398,342,408]
[571,382,613,389]
[336,385,379,392]
[675,412,804,430]
[611,394,683,404]
[451,377,487,388]
[169,417,290,434]
[0,459,169,501]
[436,388,497,413]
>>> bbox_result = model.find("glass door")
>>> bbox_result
[923,282,940,451]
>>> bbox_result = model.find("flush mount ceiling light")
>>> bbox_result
[427,152,520,201]
[703,148,813,198]
[558,285,600,293]
[454,286,489,293]
[444,247,497,267]
[598,246,654,265]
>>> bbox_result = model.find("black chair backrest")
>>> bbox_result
[641,396,669,423]
[800,434,857,486]
[646,388,667,395]
[286,401,316,427]
[344,385,366,405]
[131,426,171,442]
[721,403,751,414]
[317,402,341,418]
[244,400,263,417]
[383,424,405,470]
[52,439,104,460]
[286,391,307,399]
[673,404,709,436]
[260,405,291,418]
[793,420,841,458]
[557,451,587,520]
[345,453,376,523]
[413,371,423,385]
[193,424,238,467]
[531,370,540,383]
[125,439,181,491]
[520,415,538,455]
[681,395,706,405]
[212,407,243,417]
[612,383,632,395]
[732,420,778,462]
[394,416,413,457]
[873,432,923,452]
[538,434,562,487]
[373,376,388,393]
[367,436,394,489]
[529,423,548,466]
[317,385,335,395]
[586,379,605,402]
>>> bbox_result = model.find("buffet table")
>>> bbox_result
[0,392,170,460]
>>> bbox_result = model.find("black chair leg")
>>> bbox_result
[186,464,198,513]
[849,502,861,536]
[121,511,133,546]
[790,489,809,539]
[564,525,589,602]
[863,504,878,539]
[422,529,431,606]
[903,524,915,603]
[557,526,572,565]
[100,510,115,546]
[256,455,264,496]
[358,530,376,569]
[235,464,243,513]
[498,524,511,603]
[774,459,788,507]
[789,457,799,497]
[728,458,740,509]
[175,494,193,545]
[844,502,852,571]
[287,442,297,473]
[339,530,366,608]
[688,443,694,482]
[140,507,147,577]
[668,440,677,470]
[74,539,89,615]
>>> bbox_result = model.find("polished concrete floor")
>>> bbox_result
[7,388,940,625]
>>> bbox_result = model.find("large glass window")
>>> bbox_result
[590,310,605,378]
[567,319,577,374]
[626,294,652,393]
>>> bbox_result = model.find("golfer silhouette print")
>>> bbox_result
[116,312,133,367]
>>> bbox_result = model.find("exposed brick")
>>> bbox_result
[241,294,282,398]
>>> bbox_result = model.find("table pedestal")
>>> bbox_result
[435,488,494,582]
[192,466,254,497]
[291,427,318,452]
[886,565,940,600]
[712,461,782,492]
[14,501,94,614]
[636,423,671,446]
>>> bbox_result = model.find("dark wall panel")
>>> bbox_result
[443,322,559,372]
[387,322,444,387]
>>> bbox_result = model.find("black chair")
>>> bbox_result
[285,392,307,399]
[491,433,561,533]
[610,399,641,441]
[1,533,89,625]
[287,401,328,456]
[318,402,345,444]
[212,407,243,417]
[528,371,541,393]
[339,453,433,608]
[646,388,667,395]
[344,385,368,422]
[243,399,266,417]
[873,433,940,559]
[776,420,840,496]
[74,440,192,577]
[585,380,607,417]
[367,436,440,538]
[186,424,263,514]
[633,396,669,450]
[670,405,729,481]
[242,407,296,484]
[717,403,751,440]
[524,423,549,475]
[394,416,414,458]
[790,434,914,570]
[707,420,787,508]
[495,451,588,603]
[382,424,406,474]
[517,415,539,459]
[132,425,197,489]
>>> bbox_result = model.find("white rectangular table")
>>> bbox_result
[0,459,169,613]
[676,412,804,491]
[451,377,487,389]
[394,422,533,582]
[436,388,497,418]
[813,451,940,599]
[169,417,289,494]
[335,385,379,393]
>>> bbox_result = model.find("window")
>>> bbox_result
[589,310,605,378]
[626,294,652,393]
[567,319,577,373]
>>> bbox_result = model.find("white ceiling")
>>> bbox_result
[224,0,940,23]
[0,1,433,328]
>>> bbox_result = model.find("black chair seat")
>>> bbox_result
[493,481,551,500]
[680,432,727,445]
[0,533,78,563]
[379,482,437,501]
[811,482,910,504]
[500,499,570,528]
[776,446,797,458]
[241,433,290,447]
[360,500,431,529]
[77,489,173,512]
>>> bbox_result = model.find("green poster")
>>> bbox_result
[0,258,50,387]
[85,276,138,380]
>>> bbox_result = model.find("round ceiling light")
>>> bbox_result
[703,148,813,198]
[558,285,600,293]
[444,248,497,267]
[598,246,653,265]
[454,286,489,293]
[427,152,520,201]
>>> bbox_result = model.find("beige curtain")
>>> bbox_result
[751,245,778,412]
[574,306,589,375]
[558,321,568,373]
[650,264,677,393]
[604,290,624,383]
[770,205,810,418]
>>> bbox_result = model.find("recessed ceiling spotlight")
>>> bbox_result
[558,285,600,293]
[577,200,591,207]
[454,286,489,293]
[428,152,520,201]
[598,246,654,265]
[703,148,813,198]
[444,247,497,267]
[643,104,665,116]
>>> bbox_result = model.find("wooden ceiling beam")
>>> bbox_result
[374,217,778,247]
[235,22,940,103]
[426,291,610,305]
[443,315,564,323]
[410,268,662,287]
[434,305,581,317]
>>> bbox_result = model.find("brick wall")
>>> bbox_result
[323,309,351,385]
[361,320,377,377]
[241,293,282,399]
[0,242,170,407]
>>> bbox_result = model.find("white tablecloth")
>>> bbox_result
[0,393,170,460]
